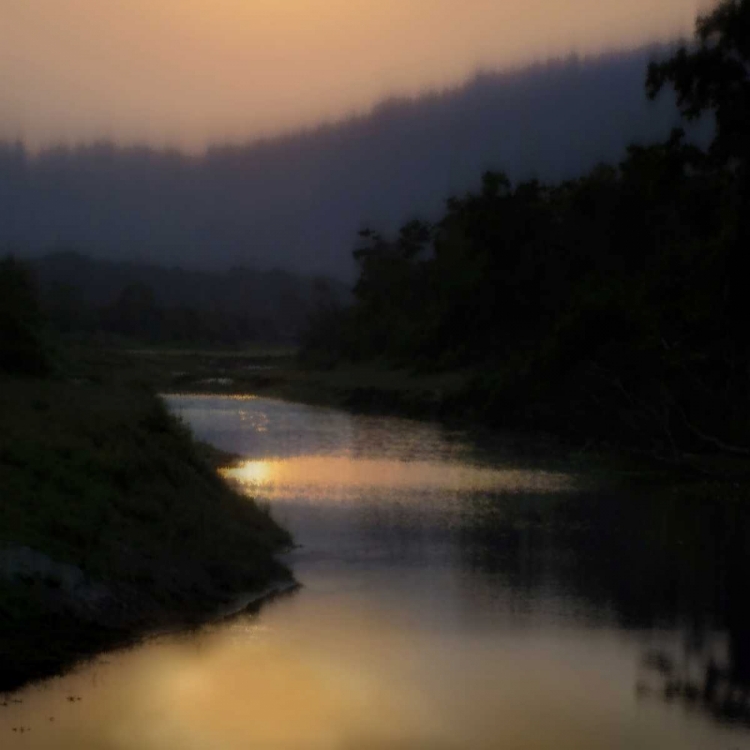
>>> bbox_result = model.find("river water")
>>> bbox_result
[2,394,749,749]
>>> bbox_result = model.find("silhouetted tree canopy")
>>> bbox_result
[303,1,750,458]
[647,0,750,167]
[648,0,750,346]
[17,252,350,347]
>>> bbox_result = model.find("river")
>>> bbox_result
[2,394,749,749]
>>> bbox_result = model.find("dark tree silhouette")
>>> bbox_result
[647,0,750,167]
[0,256,50,376]
[648,0,750,369]
[301,5,750,457]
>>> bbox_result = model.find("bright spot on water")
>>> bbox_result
[223,456,577,501]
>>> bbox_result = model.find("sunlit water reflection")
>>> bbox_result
[2,395,749,749]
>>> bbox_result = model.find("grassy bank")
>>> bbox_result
[74,344,469,417]
[0,374,291,692]
[82,345,750,480]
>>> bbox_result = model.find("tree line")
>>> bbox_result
[303,0,750,458]
[0,251,348,349]
[0,46,683,277]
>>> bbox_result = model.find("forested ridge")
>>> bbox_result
[22,252,348,346]
[0,46,684,277]
[303,0,750,460]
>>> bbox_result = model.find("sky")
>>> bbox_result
[1,0,716,152]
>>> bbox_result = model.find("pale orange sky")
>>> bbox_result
[0,1,716,151]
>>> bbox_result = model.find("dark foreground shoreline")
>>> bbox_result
[0,374,293,693]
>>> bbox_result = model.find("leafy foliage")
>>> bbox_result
[303,1,750,457]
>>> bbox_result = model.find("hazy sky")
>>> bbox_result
[1,1,715,151]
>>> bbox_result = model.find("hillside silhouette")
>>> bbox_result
[0,46,702,278]
[29,252,348,345]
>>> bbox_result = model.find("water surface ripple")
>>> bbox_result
[3,394,749,749]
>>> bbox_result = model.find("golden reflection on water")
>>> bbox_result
[4,397,748,749]
[223,456,576,499]
[1,598,744,750]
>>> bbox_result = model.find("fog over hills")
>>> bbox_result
[0,45,706,279]
[28,252,349,344]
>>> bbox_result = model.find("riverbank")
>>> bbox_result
[81,345,750,479]
[4,343,745,689]
[0,375,292,692]
[71,344,474,417]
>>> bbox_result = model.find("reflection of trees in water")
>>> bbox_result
[456,483,750,728]
[637,637,750,728]
[635,526,750,728]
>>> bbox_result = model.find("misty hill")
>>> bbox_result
[29,252,348,345]
[1,45,707,278]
